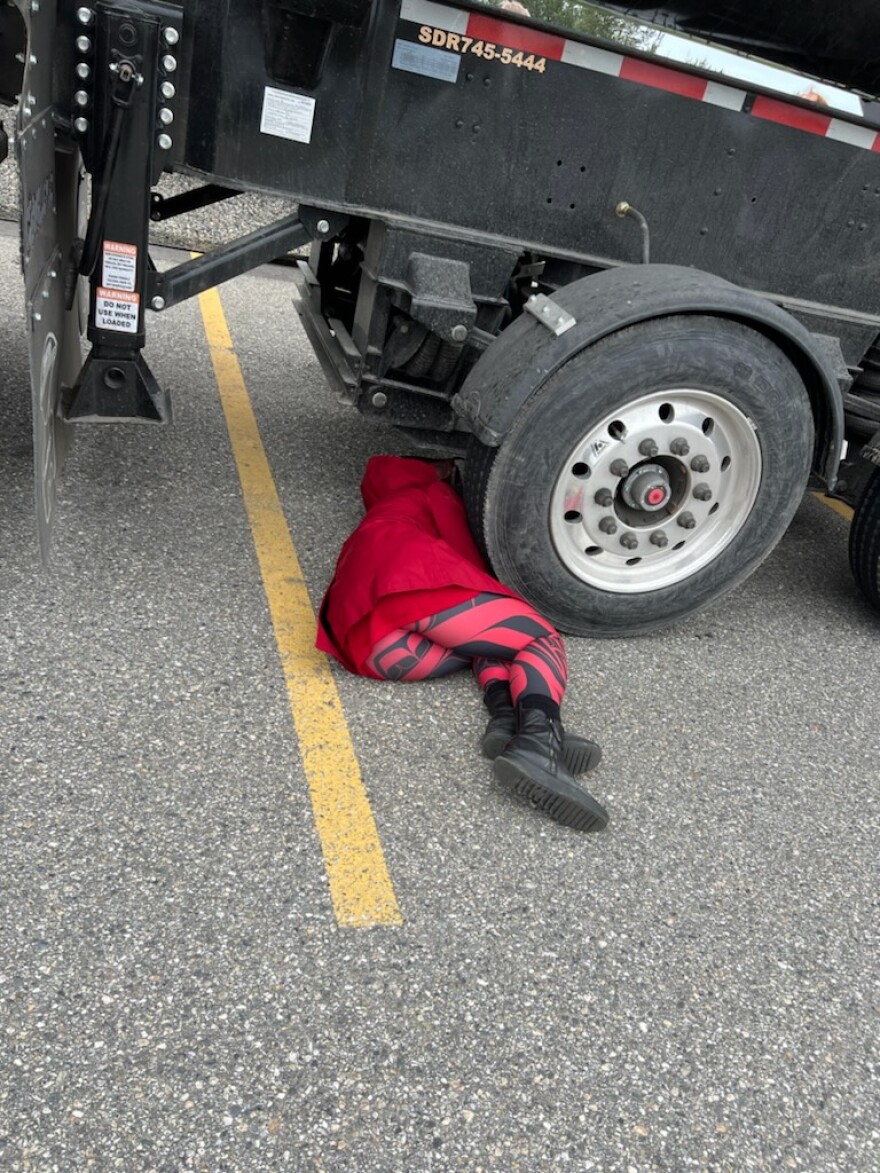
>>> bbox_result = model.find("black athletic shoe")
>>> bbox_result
[493,709,609,832]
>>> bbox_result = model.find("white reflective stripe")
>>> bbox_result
[703,80,746,112]
[400,0,468,33]
[826,119,878,149]
[561,39,623,77]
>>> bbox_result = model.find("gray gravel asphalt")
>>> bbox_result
[1,183,879,1173]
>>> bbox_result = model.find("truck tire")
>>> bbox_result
[848,466,880,610]
[464,315,814,636]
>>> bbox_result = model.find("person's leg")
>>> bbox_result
[411,592,567,707]
[412,595,600,776]
[366,595,604,826]
[365,628,470,681]
[408,593,606,829]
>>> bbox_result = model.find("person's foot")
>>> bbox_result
[481,692,602,774]
[492,709,608,832]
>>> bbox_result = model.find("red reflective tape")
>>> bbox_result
[619,58,707,100]
[465,13,565,60]
[751,95,832,136]
[871,133,880,152]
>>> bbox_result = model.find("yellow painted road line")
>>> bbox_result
[197,284,403,928]
[813,492,854,523]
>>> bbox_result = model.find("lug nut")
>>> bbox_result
[599,517,618,535]
[690,455,710,473]
[638,438,659,458]
[670,438,690,456]
[692,483,712,501]
[677,511,696,529]
[594,488,613,507]
[75,35,92,53]
[649,531,668,548]
[620,533,638,550]
[162,54,177,73]
[609,459,629,478]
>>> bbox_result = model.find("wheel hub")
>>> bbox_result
[620,462,671,512]
[550,389,762,594]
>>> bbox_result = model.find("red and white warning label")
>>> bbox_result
[102,241,138,293]
[95,287,140,334]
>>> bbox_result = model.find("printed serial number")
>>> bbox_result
[418,26,547,71]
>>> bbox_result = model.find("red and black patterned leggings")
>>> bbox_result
[365,592,567,706]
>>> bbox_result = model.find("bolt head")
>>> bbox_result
[316,218,331,235]
[692,483,712,501]
[609,459,629,478]
[599,517,618,535]
[649,531,668,548]
[670,438,690,456]
[690,455,710,473]
[162,54,178,73]
[451,324,468,343]
[164,27,180,46]
[372,391,388,408]
[157,133,173,150]
[76,7,93,25]
[620,533,638,550]
[594,488,613,508]
[677,511,696,529]
[74,117,89,134]
[76,35,92,53]
[158,107,174,125]
[74,90,89,107]
[75,62,91,80]
[151,296,166,311]
[638,438,659,458]
[160,81,176,100]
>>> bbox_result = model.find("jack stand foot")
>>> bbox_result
[61,352,172,423]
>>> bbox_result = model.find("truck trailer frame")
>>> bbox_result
[2,0,880,630]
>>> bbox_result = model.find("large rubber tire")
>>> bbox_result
[464,315,814,636]
[848,467,880,610]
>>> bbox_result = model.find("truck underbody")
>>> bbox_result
[3,0,880,627]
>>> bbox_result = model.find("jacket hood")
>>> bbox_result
[360,456,440,509]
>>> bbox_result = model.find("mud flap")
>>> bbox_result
[16,1,83,561]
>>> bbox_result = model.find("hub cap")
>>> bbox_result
[550,390,762,593]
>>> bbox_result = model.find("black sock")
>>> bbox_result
[518,694,561,721]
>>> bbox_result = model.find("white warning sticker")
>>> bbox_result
[96,287,140,334]
[102,241,138,292]
[260,87,315,144]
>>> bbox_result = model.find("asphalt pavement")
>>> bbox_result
[1,222,878,1172]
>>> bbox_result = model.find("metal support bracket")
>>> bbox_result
[524,293,576,336]
[64,0,184,424]
[147,211,326,310]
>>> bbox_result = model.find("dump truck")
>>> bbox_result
[2,0,879,633]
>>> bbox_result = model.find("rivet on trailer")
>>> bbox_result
[2,0,880,622]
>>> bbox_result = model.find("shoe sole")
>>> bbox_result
[483,731,602,775]
[493,756,609,832]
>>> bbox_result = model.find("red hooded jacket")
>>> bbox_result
[316,456,522,676]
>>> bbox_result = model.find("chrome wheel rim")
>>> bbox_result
[549,389,762,593]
